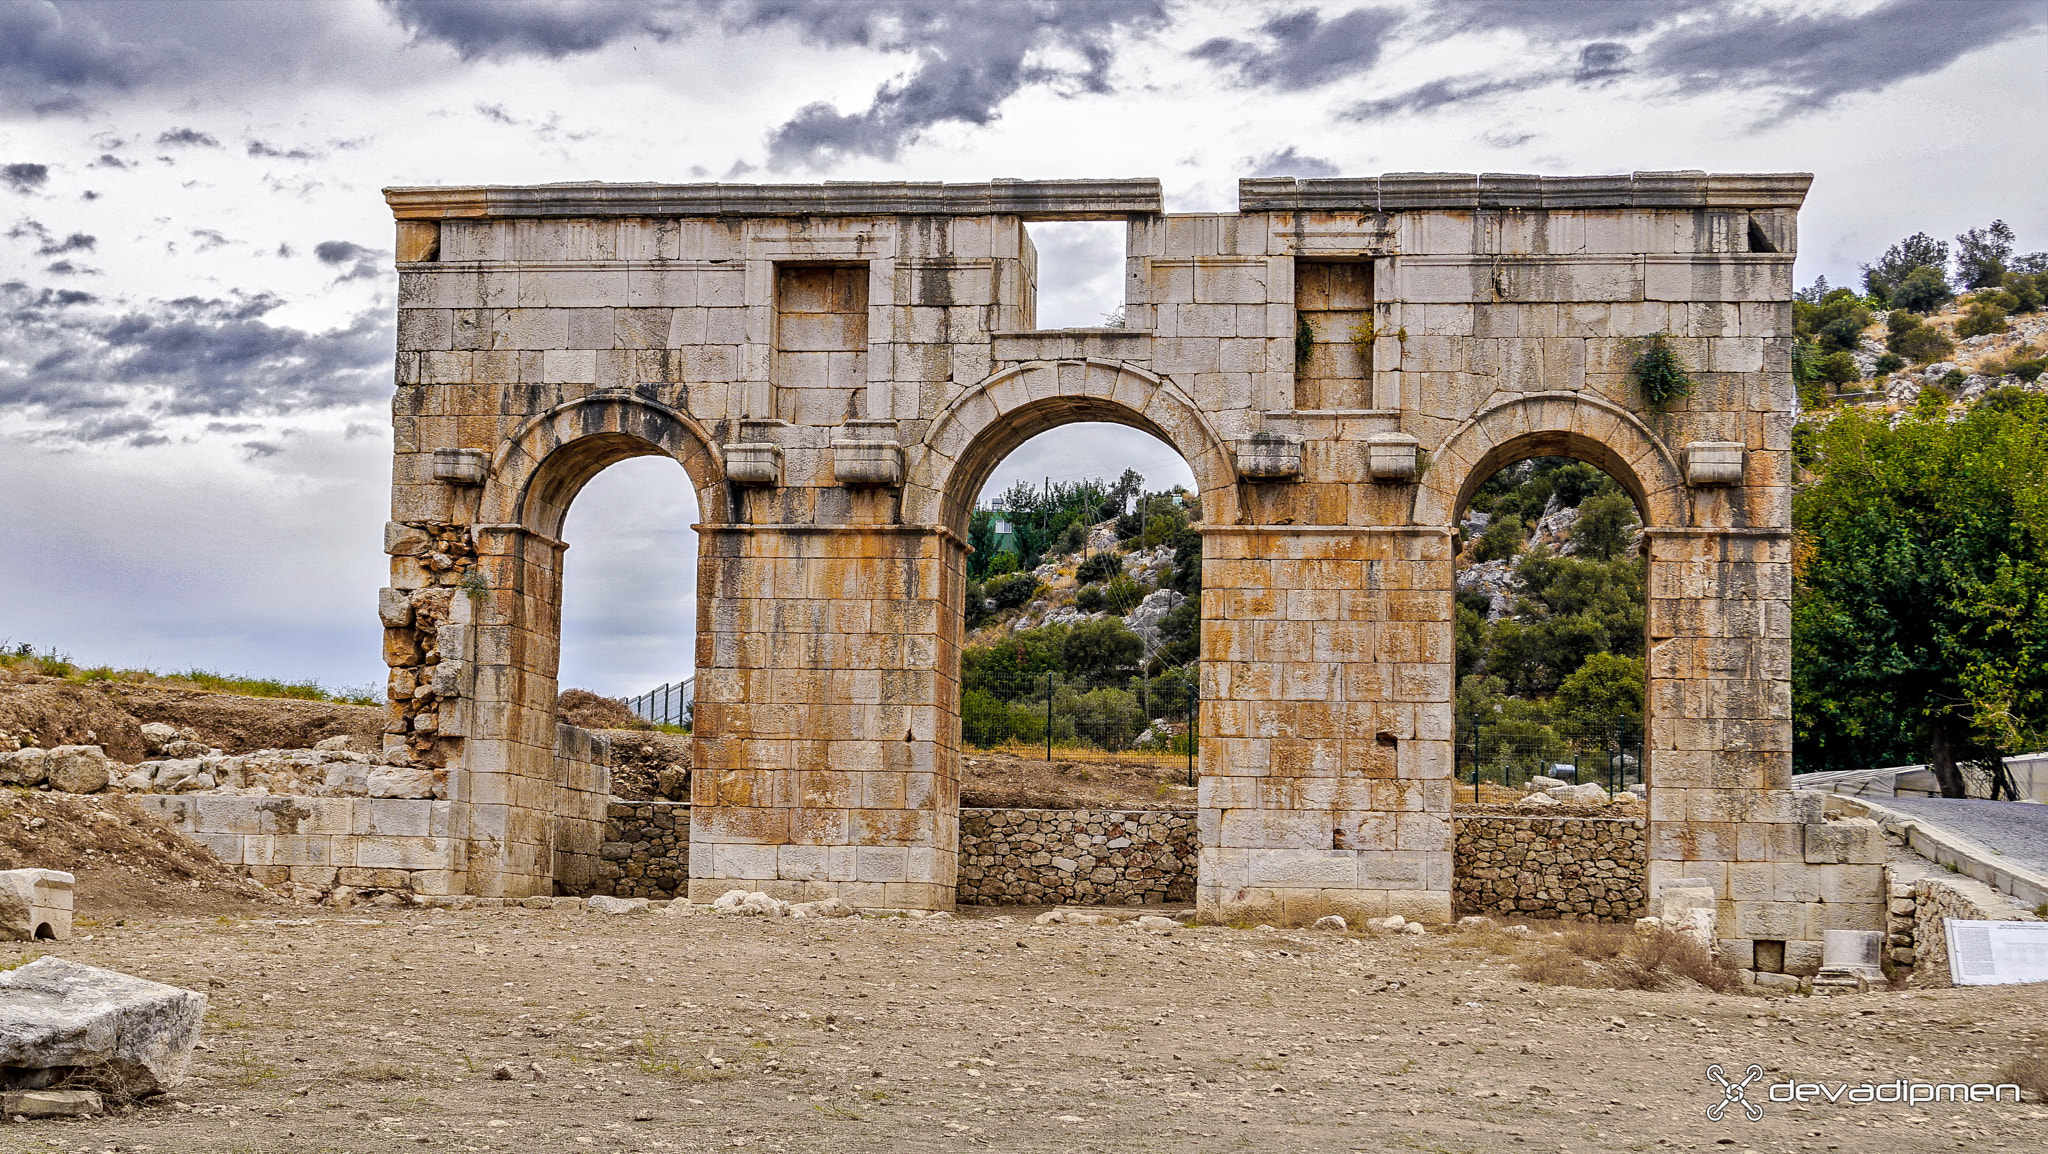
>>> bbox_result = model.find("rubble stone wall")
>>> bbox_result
[596,801,691,899]
[1453,813,1648,922]
[956,808,1196,906]
[1910,874,2043,987]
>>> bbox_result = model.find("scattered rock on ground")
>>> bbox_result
[0,958,207,1098]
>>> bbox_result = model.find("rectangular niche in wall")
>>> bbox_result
[1295,260,1373,410]
[774,264,869,426]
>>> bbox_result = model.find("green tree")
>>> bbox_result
[1890,266,1954,314]
[1061,617,1144,680]
[1793,397,2048,794]
[1472,513,1526,563]
[1862,233,1949,302]
[1552,653,1646,735]
[1954,219,2016,290]
[1570,490,1640,562]
[1955,302,2009,340]
[1814,350,1861,387]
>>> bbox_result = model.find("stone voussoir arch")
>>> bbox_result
[1417,391,1690,530]
[905,358,1240,535]
[482,390,730,537]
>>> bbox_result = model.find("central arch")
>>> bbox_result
[906,360,1240,537]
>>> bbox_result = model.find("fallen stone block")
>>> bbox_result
[1524,776,1567,793]
[1365,915,1408,933]
[710,890,789,917]
[0,870,72,942]
[0,958,206,1097]
[585,896,650,916]
[0,1088,102,1117]
[1310,915,1347,932]
[0,749,50,787]
[1456,916,1494,930]
[1514,792,1560,809]
[1135,915,1182,930]
[789,897,854,919]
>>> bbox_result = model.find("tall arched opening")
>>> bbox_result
[454,394,726,898]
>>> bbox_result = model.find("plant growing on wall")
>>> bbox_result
[1627,333,1692,407]
[1348,317,1376,374]
[1295,312,1315,370]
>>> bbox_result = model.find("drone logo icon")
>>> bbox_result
[1706,1063,1766,1121]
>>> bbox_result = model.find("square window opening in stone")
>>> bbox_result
[774,263,869,426]
[1295,260,1375,410]
[1022,221,1127,330]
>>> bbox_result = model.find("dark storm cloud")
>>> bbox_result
[1339,0,2044,123]
[1245,146,1338,178]
[1640,0,2047,114]
[0,283,392,445]
[155,127,219,148]
[247,139,318,160]
[2,163,50,193]
[5,218,93,255]
[1190,7,1402,91]
[314,239,385,283]
[0,0,151,114]
[387,0,1167,169]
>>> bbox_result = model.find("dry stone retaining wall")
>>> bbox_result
[955,809,1196,906]
[1453,812,1648,922]
[596,802,690,899]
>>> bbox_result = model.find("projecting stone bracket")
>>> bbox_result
[724,443,784,487]
[432,448,487,486]
[1366,434,1423,482]
[1683,441,1745,486]
[832,419,905,487]
[1235,432,1302,480]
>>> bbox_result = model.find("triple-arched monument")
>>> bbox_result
[378,173,1880,963]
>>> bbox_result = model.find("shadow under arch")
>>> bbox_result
[1416,391,1687,530]
[904,359,1239,538]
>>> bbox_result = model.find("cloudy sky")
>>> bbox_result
[1,0,2044,698]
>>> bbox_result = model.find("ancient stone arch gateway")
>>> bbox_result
[380,173,1882,958]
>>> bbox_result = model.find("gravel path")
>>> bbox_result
[1879,798,2048,874]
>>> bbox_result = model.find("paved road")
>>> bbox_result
[1878,797,2048,876]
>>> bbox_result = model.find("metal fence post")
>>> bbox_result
[1045,672,1054,762]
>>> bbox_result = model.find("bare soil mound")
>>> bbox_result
[0,675,382,763]
[558,688,650,731]
[602,728,691,801]
[0,790,266,916]
[961,750,1196,810]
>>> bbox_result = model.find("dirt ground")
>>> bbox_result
[8,895,2044,1154]
[961,750,1198,810]
[0,676,385,763]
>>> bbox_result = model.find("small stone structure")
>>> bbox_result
[0,869,73,941]
[376,170,1867,944]
[956,808,1196,906]
[1453,812,1646,922]
[598,801,691,899]
[1900,871,2043,987]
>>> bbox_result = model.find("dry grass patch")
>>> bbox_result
[1512,925,1738,993]
[2001,1045,2048,1101]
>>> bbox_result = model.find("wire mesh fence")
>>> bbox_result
[1455,716,1643,800]
[962,668,1197,781]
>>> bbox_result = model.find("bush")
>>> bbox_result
[1552,652,1645,734]
[2001,271,2044,313]
[2013,358,2046,383]
[1874,352,1904,374]
[1891,265,1954,314]
[1956,303,2010,339]
[1814,350,1861,387]
[1074,585,1106,613]
[1628,332,1692,406]
[1887,317,1954,364]
[1075,552,1121,585]
[1816,313,1868,354]
[984,572,1042,611]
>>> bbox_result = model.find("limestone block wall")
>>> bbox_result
[132,794,467,898]
[956,808,1195,906]
[596,801,690,899]
[1453,813,1647,922]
